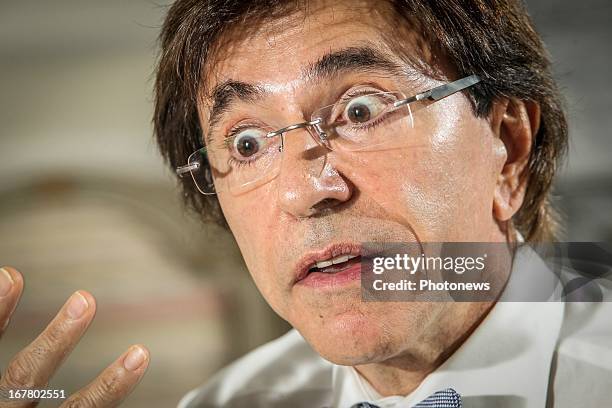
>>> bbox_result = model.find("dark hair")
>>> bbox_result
[154,0,568,241]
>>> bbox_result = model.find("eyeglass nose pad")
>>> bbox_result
[278,134,285,152]
[310,119,331,149]
[303,123,335,179]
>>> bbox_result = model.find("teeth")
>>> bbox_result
[315,254,358,269]
[315,260,333,268]
[332,255,349,265]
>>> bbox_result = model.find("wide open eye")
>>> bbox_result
[231,128,267,159]
[343,94,389,124]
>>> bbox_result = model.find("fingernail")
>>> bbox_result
[124,346,147,371]
[66,291,89,320]
[0,268,14,297]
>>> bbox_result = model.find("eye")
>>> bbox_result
[344,94,388,124]
[231,128,266,159]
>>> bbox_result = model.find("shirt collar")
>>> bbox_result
[331,244,565,408]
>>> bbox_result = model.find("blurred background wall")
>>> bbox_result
[0,0,610,406]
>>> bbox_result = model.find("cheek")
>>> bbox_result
[218,189,285,305]
[340,98,498,241]
[220,188,275,244]
[413,101,498,239]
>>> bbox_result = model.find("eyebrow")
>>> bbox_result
[205,45,409,137]
[303,45,407,81]
[207,80,265,136]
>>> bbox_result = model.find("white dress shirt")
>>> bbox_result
[178,245,612,407]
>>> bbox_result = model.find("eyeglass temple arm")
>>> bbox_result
[394,75,481,108]
[176,162,200,177]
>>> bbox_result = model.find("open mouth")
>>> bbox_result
[294,244,363,284]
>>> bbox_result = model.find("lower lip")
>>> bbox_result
[296,262,361,288]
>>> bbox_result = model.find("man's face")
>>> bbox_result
[200,1,506,366]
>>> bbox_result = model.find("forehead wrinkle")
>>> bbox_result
[259,78,305,94]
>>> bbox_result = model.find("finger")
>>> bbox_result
[0,290,96,401]
[60,345,149,408]
[0,266,25,338]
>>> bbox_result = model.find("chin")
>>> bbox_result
[298,308,402,366]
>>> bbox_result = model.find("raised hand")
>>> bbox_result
[0,266,149,407]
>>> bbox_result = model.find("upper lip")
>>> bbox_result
[294,242,361,283]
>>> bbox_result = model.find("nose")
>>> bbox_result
[277,129,353,218]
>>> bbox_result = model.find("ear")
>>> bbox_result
[491,98,540,222]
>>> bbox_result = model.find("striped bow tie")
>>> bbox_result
[351,388,462,408]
